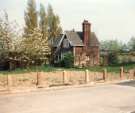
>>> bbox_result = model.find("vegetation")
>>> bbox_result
[128,37,135,51]
[108,52,119,65]
[0,11,19,67]
[21,0,62,66]
[60,53,74,68]
[100,40,123,51]
[0,63,134,75]
[100,39,135,65]
[19,28,51,66]
[24,0,38,36]
[47,4,62,39]
[0,0,63,70]
[39,3,48,40]
[0,0,134,72]
[100,38,135,52]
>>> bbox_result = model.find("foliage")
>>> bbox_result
[118,54,135,64]
[21,1,62,67]
[60,53,74,68]
[128,37,135,51]
[0,1,62,70]
[0,11,13,52]
[39,3,48,40]
[108,52,119,65]
[0,11,20,61]
[100,39,135,65]
[100,38,135,52]
[24,0,38,36]
[47,4,62,39]
[20,28,51,66]
[100,40,123,51]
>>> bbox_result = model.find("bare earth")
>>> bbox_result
[0,81,135,113]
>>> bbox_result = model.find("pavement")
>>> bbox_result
[0,81,135,113]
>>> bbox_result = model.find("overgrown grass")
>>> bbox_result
[0,63,134,75]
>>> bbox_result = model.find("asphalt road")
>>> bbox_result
[0,81,135,113]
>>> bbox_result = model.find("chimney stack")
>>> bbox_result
[82,20,91,47]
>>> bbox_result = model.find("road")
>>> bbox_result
[0,81,135,113]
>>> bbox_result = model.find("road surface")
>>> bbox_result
[0,81,135,113]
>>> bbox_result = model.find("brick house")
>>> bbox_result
[51,20,100,66]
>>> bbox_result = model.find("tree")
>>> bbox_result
[20,28,51,66]
[0,11,13,52]
[108,52,119,65]
[100,40,123,51]
[128,37,135,51]
[51,15,62,38]
[47,4,62,39]
[24,0,38,36]
[0,11,21,70]
[39,3,48,40]
[0,11,17,61]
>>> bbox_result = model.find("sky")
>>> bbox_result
[0,0,135,43]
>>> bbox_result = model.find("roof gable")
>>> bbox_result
[51,31,100,47]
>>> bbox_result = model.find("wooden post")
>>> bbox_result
[7,74,9,90]
[85,70,89,83]
[63,70,68,84]
[128,70,132,80]
[103,68,107,81]
[120,67,124,79]
[7,74,12,91]
[36,71,40,86]
[133,70,135,79]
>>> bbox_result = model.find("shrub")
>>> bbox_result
[108,52,119,65]
[60,53,74,68]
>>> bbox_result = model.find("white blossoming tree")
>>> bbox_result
[20,28,51,66]
[0,11,15,62]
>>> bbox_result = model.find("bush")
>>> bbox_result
[60,53,74,68]
[108,52,119,65]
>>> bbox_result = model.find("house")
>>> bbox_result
[51,20,100,66]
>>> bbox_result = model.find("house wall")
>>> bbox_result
[87,46,100,66]
[73,47,82,66]
[74,46,99,66]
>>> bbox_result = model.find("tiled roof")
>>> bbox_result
[77,32,100,47]
[51,31,100,47]
[89,32,100,47]
[65,31,84,46]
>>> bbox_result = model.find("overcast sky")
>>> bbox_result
[0,0,135,43]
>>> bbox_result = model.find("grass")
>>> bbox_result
[74,63,135,73]
[0,63,134,75]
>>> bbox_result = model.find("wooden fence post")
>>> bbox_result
[103,68,107,81]
[133,69,135,79]
[7,74,12,91]
[63,70,68,84]
[36,71,40,87]
[120,67,124,79]
[6,74,9,90]
[128,70,132,80]
[85,70,89,83]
